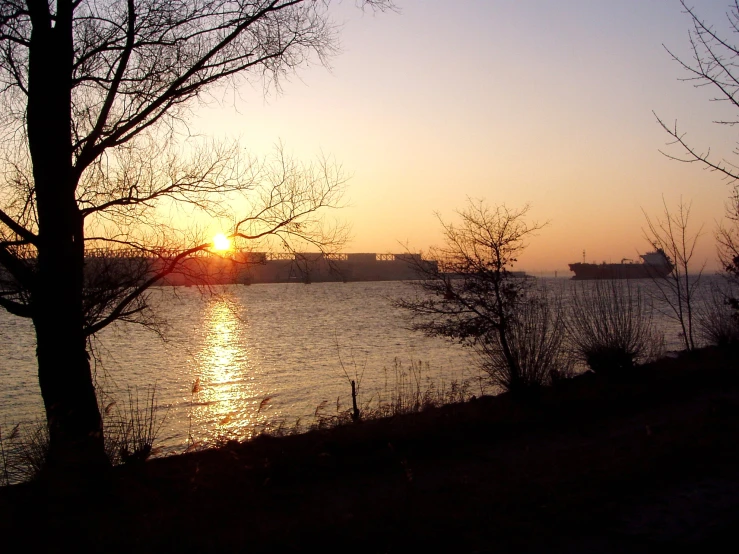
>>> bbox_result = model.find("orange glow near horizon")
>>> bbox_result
[188,2,731,274]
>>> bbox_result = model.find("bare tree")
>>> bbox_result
[396,199,558,394]
[0,0,393,475]
[656,0,739,184]
[656,0,739,286]
[642,197,705,351]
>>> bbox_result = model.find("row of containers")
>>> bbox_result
[80,251,440,286]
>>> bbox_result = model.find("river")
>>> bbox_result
[1,281,478,455]
[0,277,717,456]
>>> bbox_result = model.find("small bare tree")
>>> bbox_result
[656,0,739,184]
[642,197,705,351]
[397,200,565,394]
[657,0,739,299]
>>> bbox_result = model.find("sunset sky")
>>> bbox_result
[192,0,739,273]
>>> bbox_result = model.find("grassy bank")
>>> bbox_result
[2,346,739,552]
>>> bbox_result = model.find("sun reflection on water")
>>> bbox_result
[190,294,269,445]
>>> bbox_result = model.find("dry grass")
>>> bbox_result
[369,359,479,417]
[105,385,165,465]
[185,377,201,453]
[0,423,19,486]
[0,420,48,485]
[254,359,483,439]
[0,384,165,485]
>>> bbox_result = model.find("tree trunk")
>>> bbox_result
[493,275,521,391]
[34,311,109,476]
[27,2,109,476]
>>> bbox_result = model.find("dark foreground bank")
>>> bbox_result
[2,347,739,553]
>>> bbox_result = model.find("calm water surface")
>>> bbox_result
[0,278,707,455]
[0,281,477,454]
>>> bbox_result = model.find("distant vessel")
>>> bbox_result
[568,249,673,280]
[157,252,439,286]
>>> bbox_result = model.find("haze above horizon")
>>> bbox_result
[191,0,736,273]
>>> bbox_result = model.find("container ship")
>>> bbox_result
[568,249,673,280]
[159,252,438,286]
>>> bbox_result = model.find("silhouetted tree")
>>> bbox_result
[0,0,392,476]
[396,200,556,394]
[657,1,739,175]
[642,197,705,351]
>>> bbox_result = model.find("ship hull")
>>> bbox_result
[568,262,672,280]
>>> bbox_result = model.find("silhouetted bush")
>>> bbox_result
[567,280,662,375]
[477,290,573,394]
[697,283,739,348]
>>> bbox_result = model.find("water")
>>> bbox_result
[0,281,477,455]
[0,277,721,455]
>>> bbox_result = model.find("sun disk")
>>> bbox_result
[212,233,231,252]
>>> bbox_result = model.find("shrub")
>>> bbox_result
[697,283,739,347]
[476,289,573,394]
[566,280,661,375]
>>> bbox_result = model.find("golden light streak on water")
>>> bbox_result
[191,294,266,445]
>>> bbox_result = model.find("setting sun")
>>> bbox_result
[212,233,231,252]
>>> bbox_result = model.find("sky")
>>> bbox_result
[190,0,739,273]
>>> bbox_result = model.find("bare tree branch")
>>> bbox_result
[642,196,705,351]
[0,0,395,472]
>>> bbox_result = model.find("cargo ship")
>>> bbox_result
[158,252,439,286]
[568,249,673,280]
